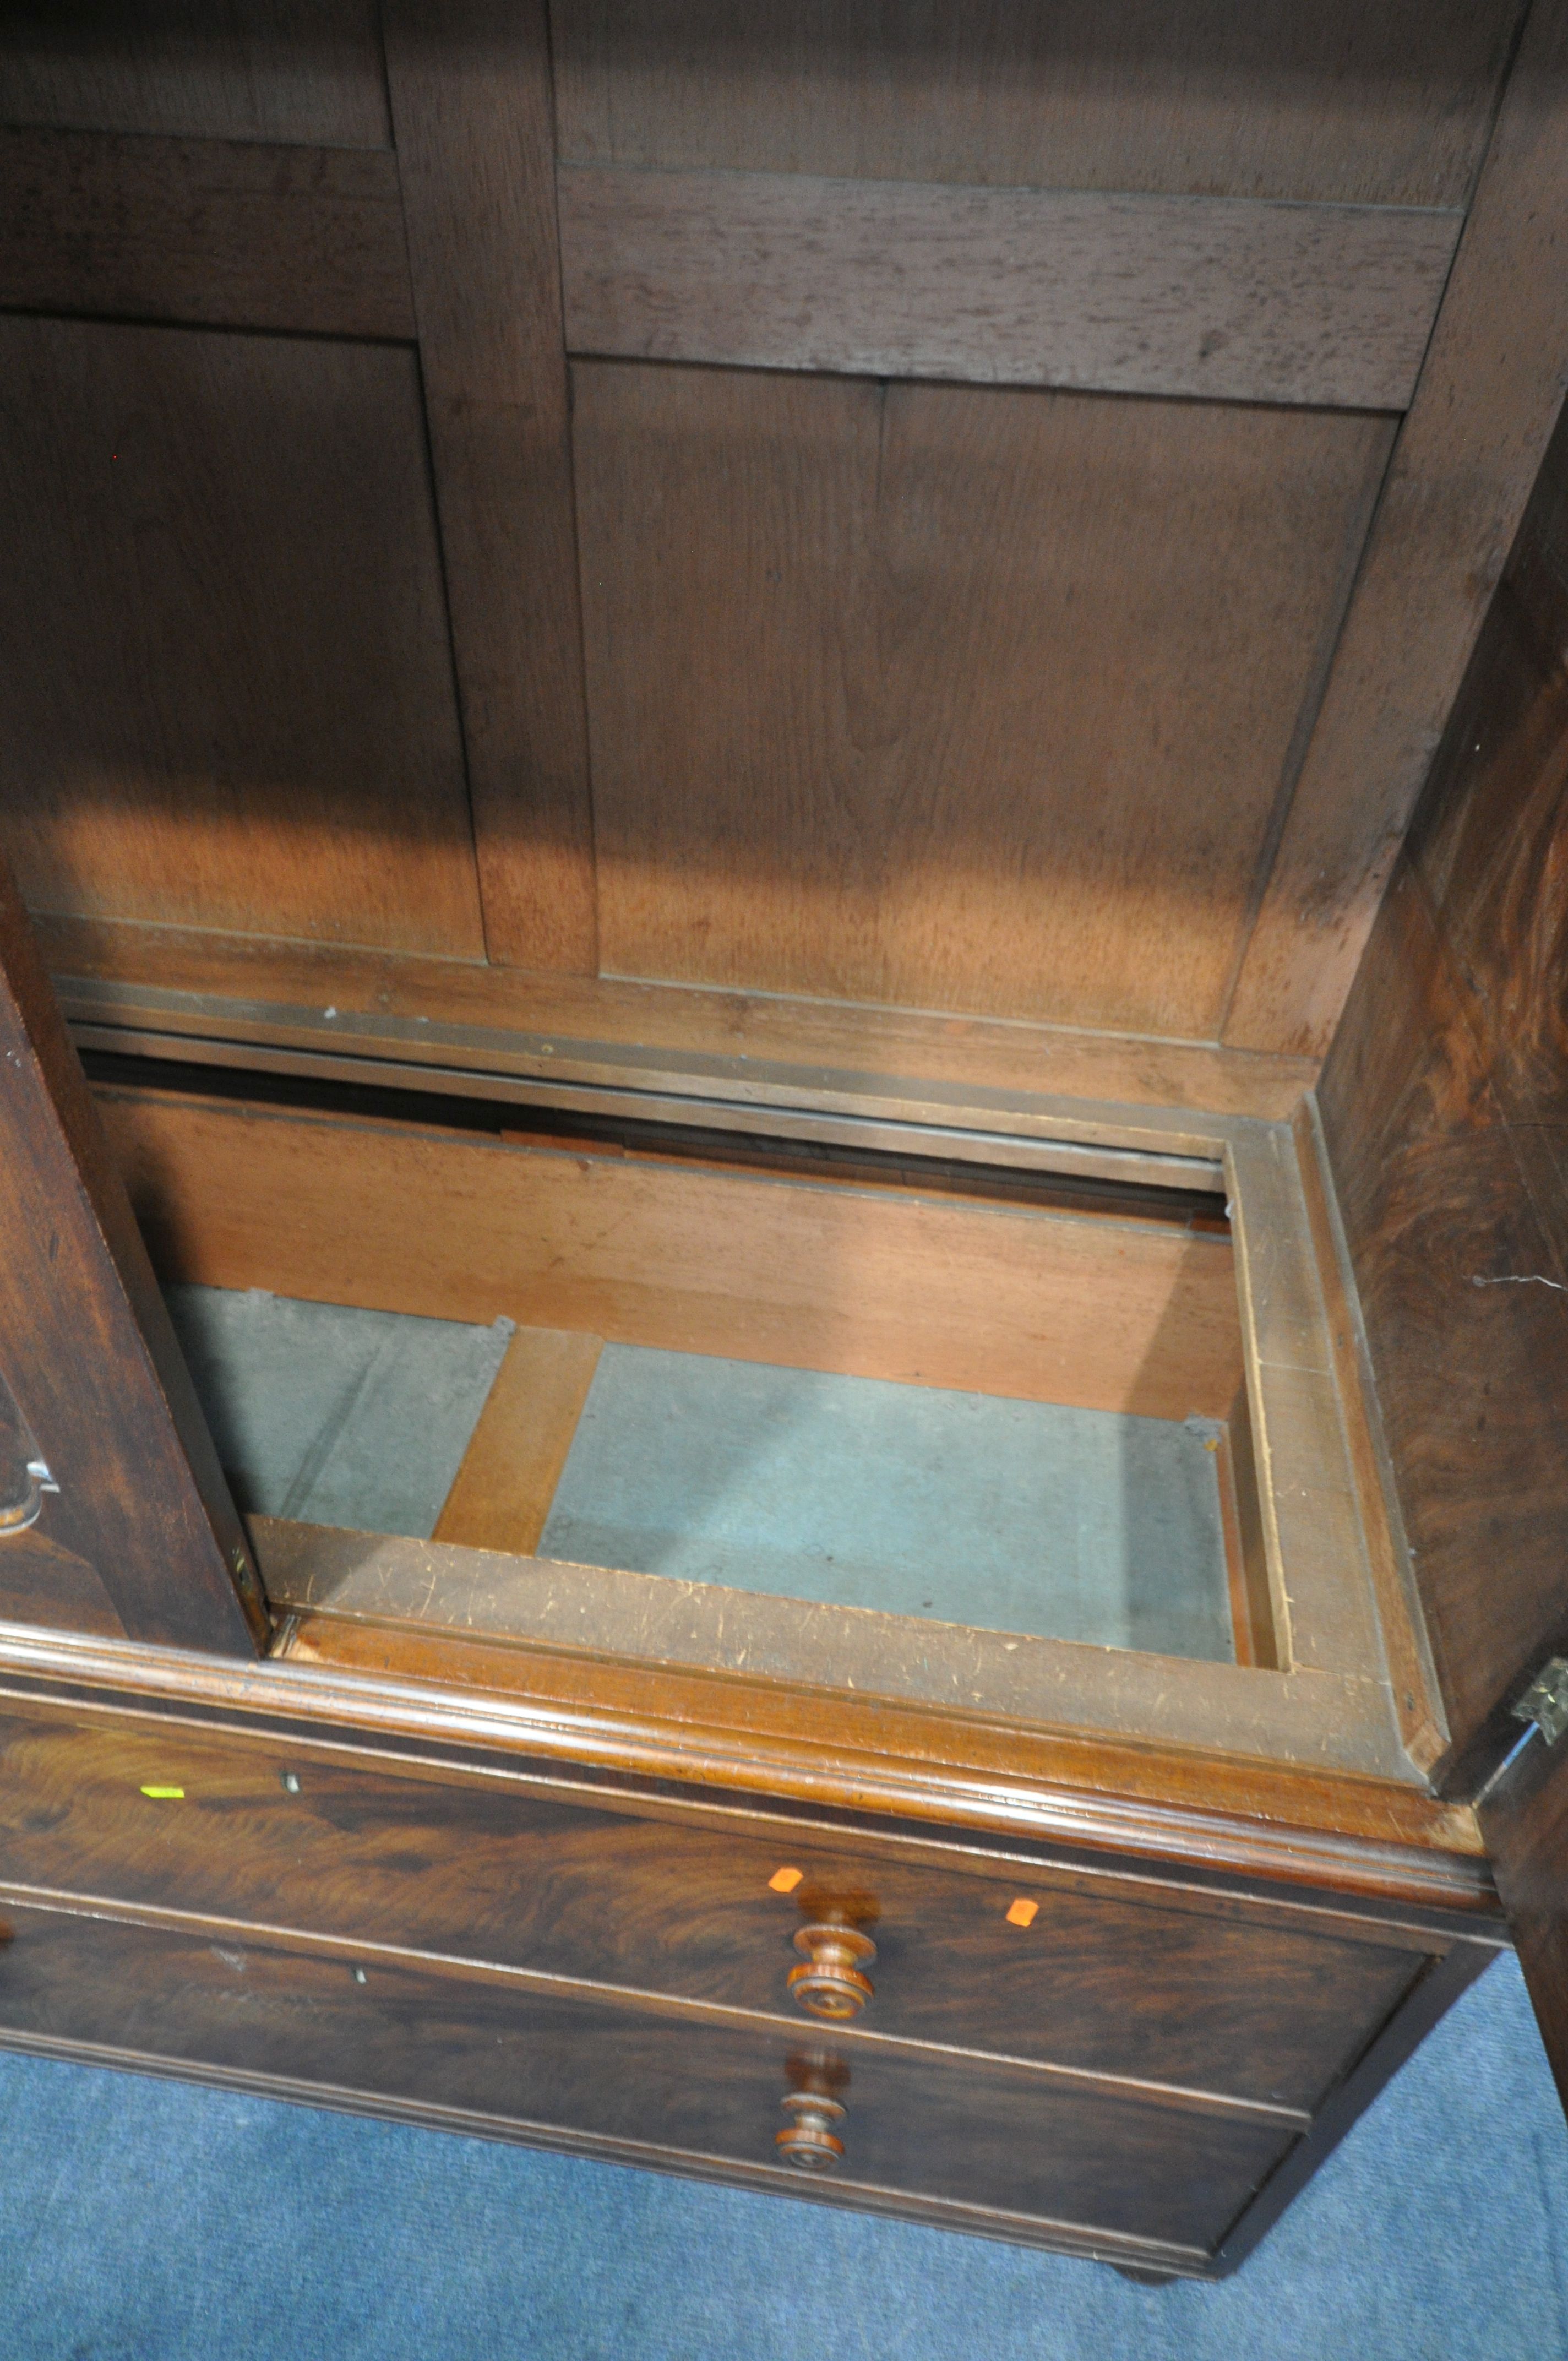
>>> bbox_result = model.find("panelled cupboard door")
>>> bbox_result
[0,859,263,1653]
[1317,362,1568,2123]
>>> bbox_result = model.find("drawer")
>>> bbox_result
[0,1699,1430,2110]
[0,1895,1295,2259]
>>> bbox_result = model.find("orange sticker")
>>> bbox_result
[1005,1898,1039,1928]
[769,1867,804,1894]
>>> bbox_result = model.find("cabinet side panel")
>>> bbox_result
[1318,401,1568,1774]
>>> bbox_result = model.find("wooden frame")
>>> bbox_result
[73,1031,1441,1789]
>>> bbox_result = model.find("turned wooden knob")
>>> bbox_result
[775,2088,847,2172]
[787,1919,876,2020]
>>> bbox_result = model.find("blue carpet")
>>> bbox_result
[0,1953,1561,2359]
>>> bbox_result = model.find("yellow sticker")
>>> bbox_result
[140,1785,185,1799]
[1005,1898,1039,1928]
[768,1866,804,1894]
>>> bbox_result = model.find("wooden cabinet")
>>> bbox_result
[0,0,1565,2282]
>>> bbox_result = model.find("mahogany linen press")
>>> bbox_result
[0,0,1565,2281]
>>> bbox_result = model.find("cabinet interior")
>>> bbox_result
[2,0,1562,1841]
[56,1049,1436,1788]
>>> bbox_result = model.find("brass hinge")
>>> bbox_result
[1512,1658,1568,1749]
[1475,1657,1568,1804]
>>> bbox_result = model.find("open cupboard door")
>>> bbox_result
[0,855,264,1654]
[1317,389,1568,2113]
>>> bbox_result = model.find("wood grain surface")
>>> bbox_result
[0,316,484,958]
[0,1530,124,1640]
[0,1895,1297,2254]
[0,1611,1492,1890]
[264,1498,1421,1780]
[1292,1102,1447,1773]
[1223,0,1568,1056]
[1319,384,1568,1776]
[39,916,1321,1123]
[549,0,1520,208]
[0,858,262,1651]
[1320,865,1568,1773]
[95,1085,1247,1420]
[0,125,415,337]
[574,361,1391,1037]
[434,1326,603,1553]
[0,0,391,148]
[0,1698,1439,2112]
[560,166,1459,410]
[383,0,598,976]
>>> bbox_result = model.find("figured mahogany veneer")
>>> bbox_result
[0,1695,1480,2120]
[0,1895,1308,2261]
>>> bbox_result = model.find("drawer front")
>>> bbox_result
[0,1700,1426,2110]
[0,1896,1293,2256]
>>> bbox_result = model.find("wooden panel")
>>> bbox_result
[0,1897,1295,2256]
[97,1088,1247,1420]
[0,316,486,959]
[0,0,390,147]
[0,858,262,1652]
[559,166,1458,410]
[0,1530,124,1640]
[1407,483,1568,1185]
[0,1698,1432,2112]
[39,916,1322,1124]
[382,0,598,975]
[1319,389,1568,1774]
[1224,0,1568,1056]
[574,362,1393,1037]
[434,1325,602,1553]
[1293,1102,1447,1772]
[551,0,1521,209]
[1319,865,1568,1769]
[0,126,413,337]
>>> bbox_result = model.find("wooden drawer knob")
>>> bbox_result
[775,2088,847,2172]
[787,1919,876,2020]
